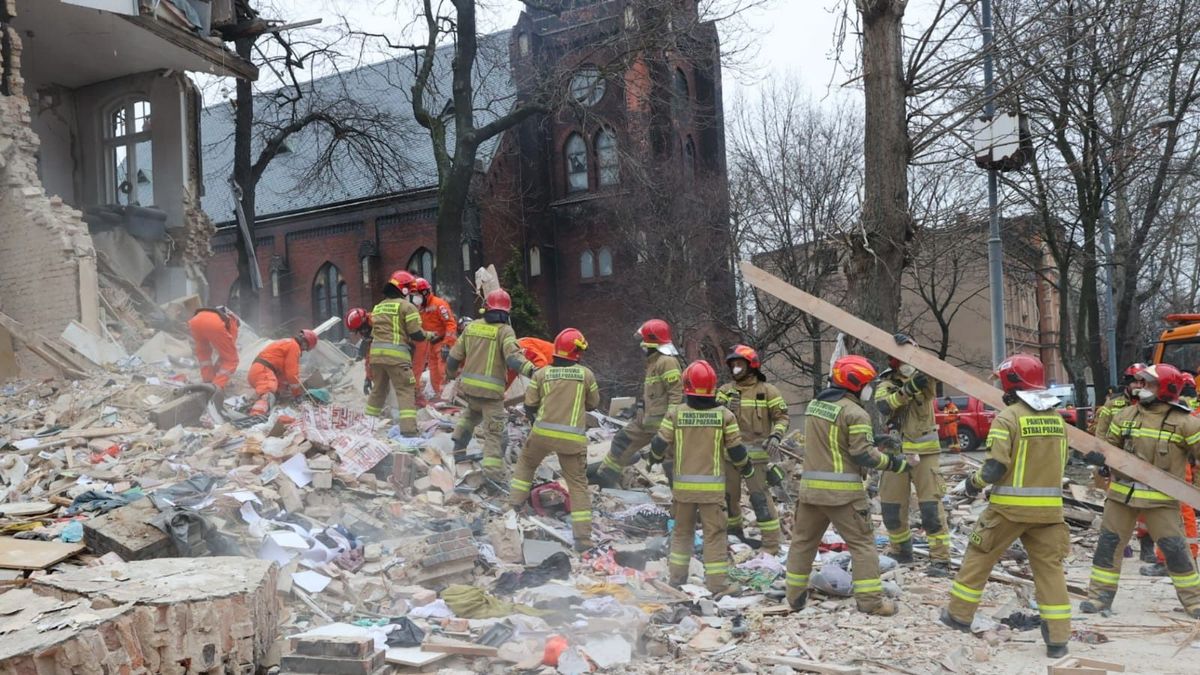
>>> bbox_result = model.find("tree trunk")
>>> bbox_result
[435,158,475,310]
[848,0,911,339]
[233,36,258,313]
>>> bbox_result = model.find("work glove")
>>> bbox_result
[902,373,930,395]
[875,434,901,454]
[893,333,916,347]
[1082,450,1107,467]
[441,345,451,361]
[363,378,372,395]
[740,463,755,479]
[725,390,742,413]
[886,454,911,474]
[964,475,983,498]
[766,464,786,487]
[764,433,782,460]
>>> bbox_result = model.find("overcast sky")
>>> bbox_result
[243,0,866,107]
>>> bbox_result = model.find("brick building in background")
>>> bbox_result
[203,1,736,393]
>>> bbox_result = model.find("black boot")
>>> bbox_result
[939,608,972,633]
[788,591,808,612]
[1139,534,1157,563]
[892,540,914,564]
[926,561,953,578]
[1042,622,1068,658]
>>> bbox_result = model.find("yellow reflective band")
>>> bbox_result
[370,347,413,361]
[786,572,808,587]
[462,375,505,392]
[1038,604,1072,619]
[1187,431,1200,445]
[928,533,950,543]
[848,424,873,436]
[951,581,982,603]
[1129,428,1185,443]
[724,424,741,436]
[704,562,729,572]
[800,478,863,491]
[510,478,532,491]
[531,426,588,443]
[570,511,592,522]
[1109,482,1174,502]
[1013,439,1028,487]
[888,530,912,543]
[602,455,622,471]
[768,397,786,407]
[829,425,842,473]
[669,553,691,564]
[662,369,681,382]
[759,519,780,532]
[1090,568,1120,584]
[365,405,382,416]
[727,515,743,526]
[674,482,726,492]
[988,494,1062,507]
[853,579,883,593]
[748,450,770,461]
[481,457,504,468]
[902,439,941,451]
[988,428,1011,439]
[398,410,417,419]
[1171,573,1200,589]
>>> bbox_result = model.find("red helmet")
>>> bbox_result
[995,353,1045,393]
[637,319,672,346]
[388,270,416,293]
[344,308,370,332]
[1136,363,1185,402]
[553,328,588,361]
[682,360,718,397]
[1121,362,1147,382]
[412,278,432,294]
[831,355,877,393]
[725,344,760,370]
[1181,372,1196,394]
[485,289,512,312]
[298,329,318,351]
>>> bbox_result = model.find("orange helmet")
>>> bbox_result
[831,355,877,393]
[485,289,512,312]
[637,319,672,346]
[344,308,370,332]
[725,344,760,370]
[1137,363,1185,402]
[995,353,1045,392]
[553,328,588,362]
[388,270,416,293]
[682,360,718,397]
[411,278,432,294]
[298,329,318,351]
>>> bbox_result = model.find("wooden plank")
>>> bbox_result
[384,647,449,668]
[420,637,498,657]
[0,537,84,570]
[758,654,861,674]
[740,261,1200,509]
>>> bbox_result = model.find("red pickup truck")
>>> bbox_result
[934,396,1089,451]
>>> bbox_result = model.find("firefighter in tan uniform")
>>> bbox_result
[648,360,753,594]
[874,333,952,576]
[786,355,910,616]
[716,344,788,554]
[1081,363,1200,619]
[446,289,535,482]
[941,354,1072,658]
[364,271,427,435]
[592,319,683,488]
[509,328,600,551]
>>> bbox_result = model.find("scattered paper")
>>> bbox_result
[292,570,332,594]
[259,463,281,484]
[281,454,312,488]
[12,438,39,451]
[267,530,310,550]
[258,537,297,566]
[226,491,261,505]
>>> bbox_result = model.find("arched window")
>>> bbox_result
[580,250,595,279]
[312,263,349,339]
[105,97,153,206]
[407,247,434,283]
[529,246,542,277]
[597,247,613,277]
[565,133,589,192]
[596,129,619,186]
[462,242,472,271]
[684,136,696,180]
[673,68,689,111]
[518,32,530,56]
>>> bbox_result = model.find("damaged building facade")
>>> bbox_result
[0,0,255,375]
[202,0,736,392]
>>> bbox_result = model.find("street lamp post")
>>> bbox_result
[982,0,1007,368]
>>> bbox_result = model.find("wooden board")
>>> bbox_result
[758,654,861,674]
[740,261,1200,509]
[419,637,498,657]
[384,647,449,667]
[0,502,57,518]
[0,537,84,570]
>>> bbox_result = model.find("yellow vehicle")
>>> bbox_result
[1151,314,1200,371]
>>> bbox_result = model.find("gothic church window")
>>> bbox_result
[597,129,619,186]
[566,133,589,192]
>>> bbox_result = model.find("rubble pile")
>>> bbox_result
[0,326,1197,674]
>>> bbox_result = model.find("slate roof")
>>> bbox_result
[200,31,515,224]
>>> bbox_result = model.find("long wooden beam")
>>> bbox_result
[740,261,1200,509]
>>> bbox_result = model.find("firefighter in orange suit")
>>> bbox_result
[648,360,753,594]
[504,337,555,389]
[941,354,1072,658]
[1081,363,1200,619]
[188,306,240,390]
[364,270,427,436]
[248,329,318,415]
[410,278,457,403]
[941,398,961,452]
[509,328,600,551]
[344,307,373,395]
[786,355,909,617]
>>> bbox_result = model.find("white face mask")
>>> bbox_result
[1136,387,1155,402]
[732,365,745,377]
[412,295,424,307]
[860,384,874,401]
[898,364,916,378]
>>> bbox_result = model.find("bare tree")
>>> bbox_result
[215,2,412,312]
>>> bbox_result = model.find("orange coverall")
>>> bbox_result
[248,338,303,398]
[188,308,240,389]
[505,338,554,388]
[942,401,960,451]
[412,295,457,399]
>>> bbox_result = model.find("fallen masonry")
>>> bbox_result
[0,557,277,675]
